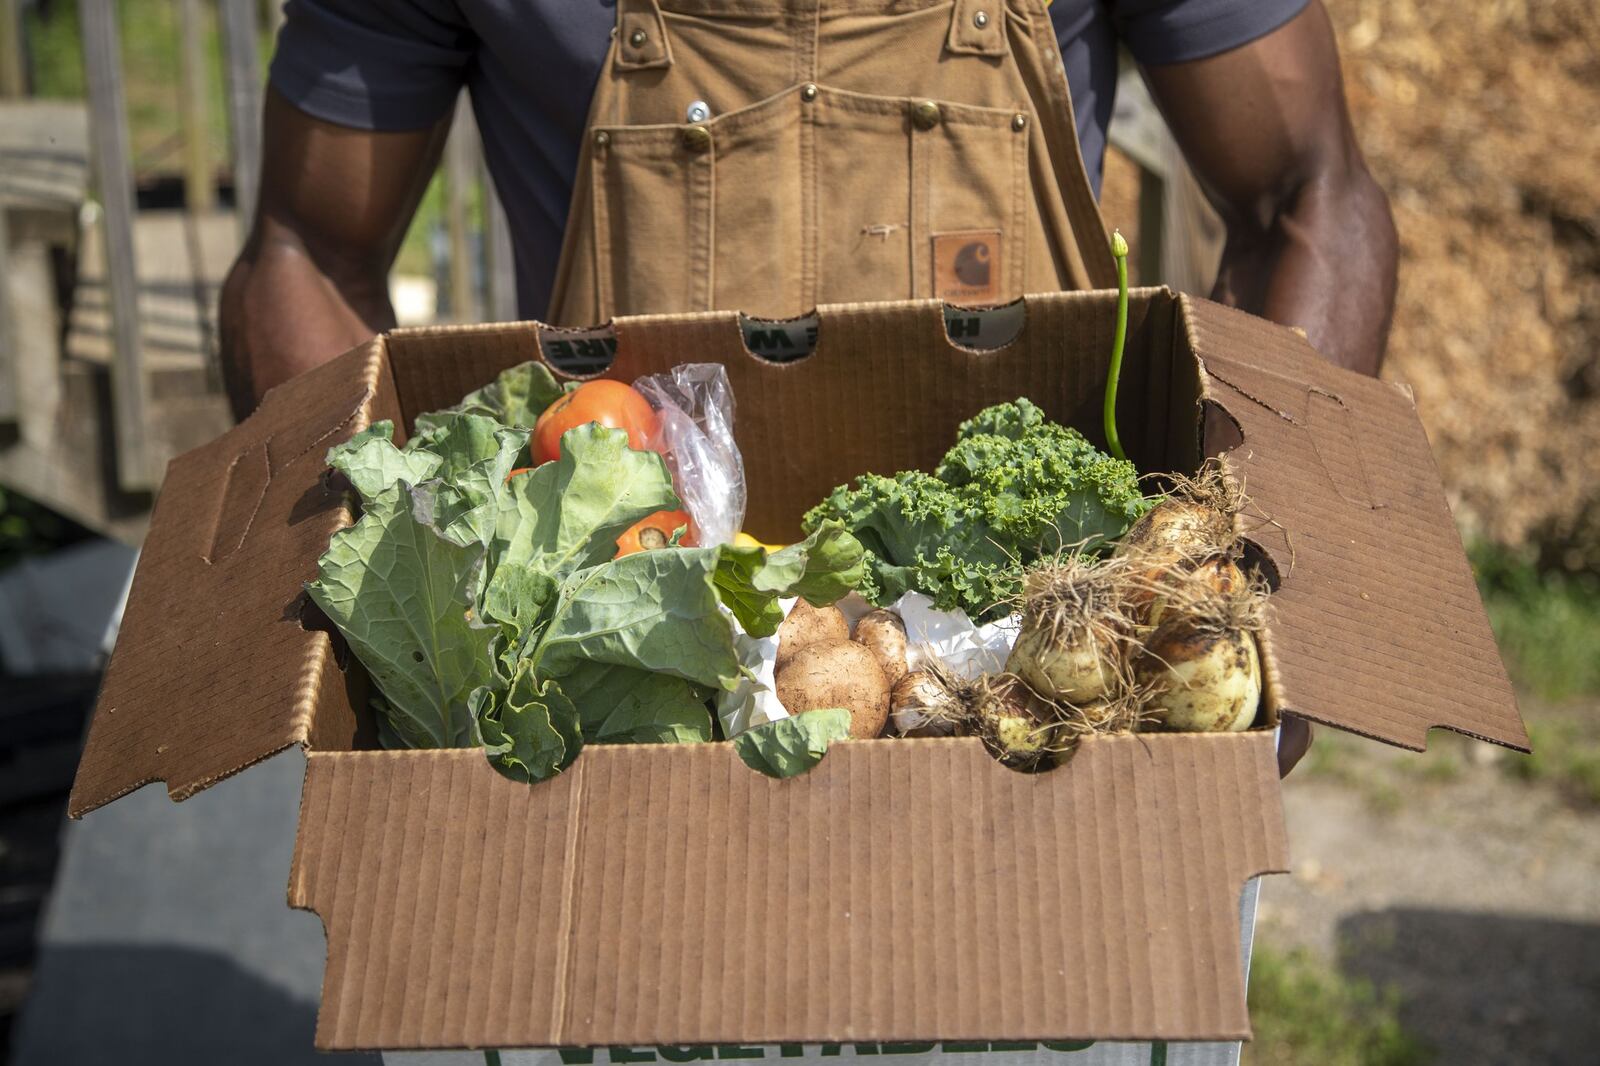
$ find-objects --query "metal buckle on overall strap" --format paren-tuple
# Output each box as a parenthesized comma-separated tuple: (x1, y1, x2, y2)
(947, 0, 1007, 57)
(615, 0, 672, 71)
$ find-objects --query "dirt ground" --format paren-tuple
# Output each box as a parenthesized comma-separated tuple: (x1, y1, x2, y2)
(1258, 712, 1600, 1064)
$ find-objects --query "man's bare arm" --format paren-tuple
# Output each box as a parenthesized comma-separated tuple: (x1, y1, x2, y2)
(219, 89, 450, 420)
(1142, 1, 1397, 376)
(1142, 3, 1395, 773)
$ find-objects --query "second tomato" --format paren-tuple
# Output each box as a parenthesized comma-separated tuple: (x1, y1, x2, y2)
(533, 380, 658, 464)
(616, 511, 696, 556)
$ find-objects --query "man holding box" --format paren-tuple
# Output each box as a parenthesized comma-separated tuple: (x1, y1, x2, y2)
(222, 0, 1391, 773)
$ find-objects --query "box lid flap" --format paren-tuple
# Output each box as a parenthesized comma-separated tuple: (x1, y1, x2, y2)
(68, 342, 390, 817)
(1183, 297, 1528, 752)
(289, 734, 1287, 1051)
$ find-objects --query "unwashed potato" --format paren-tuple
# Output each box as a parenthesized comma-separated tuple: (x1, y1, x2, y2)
(776, 599, 849, 670)
(854, 608, 908, 685)
(890, 669, 959, 737)
(775, 639, 890, 739)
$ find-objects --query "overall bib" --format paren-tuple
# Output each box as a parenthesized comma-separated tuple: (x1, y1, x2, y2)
(546, 0, 1116, 326)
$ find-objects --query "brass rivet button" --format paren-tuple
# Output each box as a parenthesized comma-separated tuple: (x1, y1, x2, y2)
(629, 28, 648, 47)
(1011, 112, 1027, 131)
(681, 124, 712, 153)
(912, 100, 941, 130)
(594, 130, 611, 147)
(800, 82, 818, 102)
(973, 11, 989, 29)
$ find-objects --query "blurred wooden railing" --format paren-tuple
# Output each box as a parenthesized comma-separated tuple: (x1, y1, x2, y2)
(0, 2, 1212, 541)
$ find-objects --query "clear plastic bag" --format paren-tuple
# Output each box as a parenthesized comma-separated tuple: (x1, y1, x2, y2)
(633, 363, 747, 547)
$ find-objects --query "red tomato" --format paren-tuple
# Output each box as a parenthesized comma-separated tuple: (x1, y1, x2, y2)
(532, 380, 658, 465)
(615, 510, 695, 556)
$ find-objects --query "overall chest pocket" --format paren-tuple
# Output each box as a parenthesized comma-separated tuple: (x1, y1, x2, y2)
(587, 84, 1030, 320)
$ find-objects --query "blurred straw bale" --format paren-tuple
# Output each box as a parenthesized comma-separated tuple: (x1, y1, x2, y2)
(1327, 0, 1600, 571)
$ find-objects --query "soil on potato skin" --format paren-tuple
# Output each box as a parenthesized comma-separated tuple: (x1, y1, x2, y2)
(1259, 708, 1600, 1066)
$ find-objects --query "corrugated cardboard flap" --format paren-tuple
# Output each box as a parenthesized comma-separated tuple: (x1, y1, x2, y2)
(289, 734, 1288, 1051)
(68, 341, 393, 817)
(1183, 297, 1528, 752)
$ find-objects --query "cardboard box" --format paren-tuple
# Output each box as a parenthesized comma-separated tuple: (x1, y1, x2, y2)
(68, 290, 1528, 1058)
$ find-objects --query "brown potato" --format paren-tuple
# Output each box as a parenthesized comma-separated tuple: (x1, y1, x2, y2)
(775, 639, 890, 739)
(890, 669, 959, 737)
(854, 608, 908, 685)
(775, 599, 848, 670)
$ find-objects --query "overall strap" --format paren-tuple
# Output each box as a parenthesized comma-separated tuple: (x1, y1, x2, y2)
(614, 0, 672, 71)
(947, 0, 1007, 57)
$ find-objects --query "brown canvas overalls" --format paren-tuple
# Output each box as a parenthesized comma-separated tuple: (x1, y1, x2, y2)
(546, 0, 1116, 326)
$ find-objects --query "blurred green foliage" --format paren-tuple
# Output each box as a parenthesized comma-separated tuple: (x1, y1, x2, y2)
(1506, 718, 1600, 806)
(0, 488, 91, 572)
(27, 0, 239, 172)
(1243, 946, 1431, 1066)
(24, 0, 444, 275)
(1471, 544, 1600, 702)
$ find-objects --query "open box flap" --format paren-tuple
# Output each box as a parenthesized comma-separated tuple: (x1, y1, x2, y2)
(1182, 297, 1529, 752)
(288, 734, 1288, 1051)
(67, 342, 393, 818)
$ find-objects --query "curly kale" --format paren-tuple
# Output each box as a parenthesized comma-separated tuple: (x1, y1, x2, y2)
(802, 399, 1152, 621)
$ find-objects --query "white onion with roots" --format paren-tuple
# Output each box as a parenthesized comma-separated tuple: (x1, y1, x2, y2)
(1134, 562, 1269, 733)
(1006, 554, 1137, 707)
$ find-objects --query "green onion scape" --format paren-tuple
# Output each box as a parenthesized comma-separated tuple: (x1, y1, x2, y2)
(1103, 229, 1130, 462)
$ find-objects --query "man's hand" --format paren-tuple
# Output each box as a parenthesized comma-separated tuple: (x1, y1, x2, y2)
(219, 90, 450, 421)
(1143, 0, 1397, 378)
(1142, 2, 1394, 774)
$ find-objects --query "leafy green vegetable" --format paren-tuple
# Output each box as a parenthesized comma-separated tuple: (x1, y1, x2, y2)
(326, 421, 441, 507)
(479, 561, 559, 671)
(734, 709, 853, 778)
(491, 422, 678, 581)
(556, 662, 714, 745)
(313, 409, 865, 785)
(473, 664, 580, 783)
(803, 398, 1151, 621)
(414, 359, 570, 433)
(533, 548, 743, 690)
(711, 519, 865, 638)
(407, 413, 527, 547)
(307, 486, 495, 749)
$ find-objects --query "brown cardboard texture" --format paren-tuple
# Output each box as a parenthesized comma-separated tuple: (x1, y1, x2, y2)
(1182, 298, 1527, 752)
(69, 289, 1527, 1050)
(69, 339, 397, 815)
(289, 736, 1284, 1050)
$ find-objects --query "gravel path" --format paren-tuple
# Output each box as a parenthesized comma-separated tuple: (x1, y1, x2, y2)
(1254, 726, 1600, 1065)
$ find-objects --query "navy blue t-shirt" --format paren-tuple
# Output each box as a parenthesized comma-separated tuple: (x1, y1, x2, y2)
(270, 0, 1306, 318)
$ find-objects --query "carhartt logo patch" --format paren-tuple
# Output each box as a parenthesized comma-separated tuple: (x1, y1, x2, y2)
(933, 230, 1003, 303)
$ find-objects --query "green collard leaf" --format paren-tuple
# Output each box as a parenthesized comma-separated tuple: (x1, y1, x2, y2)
(479, 560, 560, 671)
(712, 522, 866, 638)
(493, 422, 679, 581)
(765, 520, 867, 607)
(306, 486, 493, 749)
(557, 662, 714, 745)
(407, 413, 527, 547)
(535, 548, 742, 692)
(325, 421, 442, 507)
(710, 544, 786, 638)
(734, 709, 852, 778)
(473, 666, 580, 783)
(415, 360, 569, 432)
